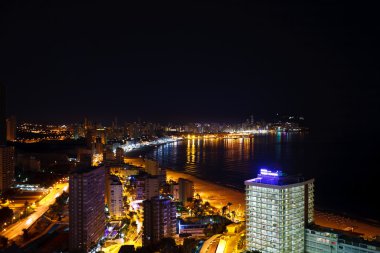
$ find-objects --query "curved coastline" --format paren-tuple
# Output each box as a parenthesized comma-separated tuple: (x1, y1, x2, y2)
(124, 153, 380, 238)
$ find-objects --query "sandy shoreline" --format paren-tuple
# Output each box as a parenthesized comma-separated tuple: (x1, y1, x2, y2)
(167, 170, 246, 215)
(124, 157, 246, 214)
(124, 157, 380, 237)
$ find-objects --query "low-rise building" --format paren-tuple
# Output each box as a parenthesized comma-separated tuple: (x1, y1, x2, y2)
(305, 225, 380, 253)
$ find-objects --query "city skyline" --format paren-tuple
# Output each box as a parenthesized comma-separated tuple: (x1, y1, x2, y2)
(1, 2, 379, 136)
(1, 2, 380, 253)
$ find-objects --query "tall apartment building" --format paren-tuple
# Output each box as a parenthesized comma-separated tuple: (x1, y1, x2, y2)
(0, 146, 15, 193)
(107, 175, 124, 217)
(245, 169, 314, 253)
(69, 166, 105, 253)
(143, 196, 177, 246)
(178, 178, 194, 205)
(136, 176, 159, 200)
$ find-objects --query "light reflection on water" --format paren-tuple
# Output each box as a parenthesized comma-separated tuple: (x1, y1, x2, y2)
(137, 133, 380, 220)
(144, 134, 304, 190)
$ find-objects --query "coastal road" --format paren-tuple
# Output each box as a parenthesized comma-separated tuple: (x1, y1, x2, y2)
(200, 234, 221, 253)
(1, 182, 68, 240)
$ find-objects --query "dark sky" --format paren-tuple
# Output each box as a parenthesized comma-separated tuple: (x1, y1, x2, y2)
(1, 1, 379, 131)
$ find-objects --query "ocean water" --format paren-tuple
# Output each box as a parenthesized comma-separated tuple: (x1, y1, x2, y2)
(132, 133, 380, 221)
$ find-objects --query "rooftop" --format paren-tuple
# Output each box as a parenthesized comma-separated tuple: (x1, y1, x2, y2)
(109, 174, 122, 185)
(72, 165, 103, 174)
(245, 168, 313, 187)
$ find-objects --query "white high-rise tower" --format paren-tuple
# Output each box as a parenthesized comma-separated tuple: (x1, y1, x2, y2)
(245, 169, 314, 252)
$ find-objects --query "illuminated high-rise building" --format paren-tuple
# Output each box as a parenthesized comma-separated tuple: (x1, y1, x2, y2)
(107, 175, 124, 218)
(143, 196, 176, 246)
(136, 175, 159, 200)
(69, 166, 105, 253)
(245, 169, 314, 253)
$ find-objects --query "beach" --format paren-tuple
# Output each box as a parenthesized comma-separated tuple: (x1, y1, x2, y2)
(124, 157, 380, 238)
(167, 169, 246, 216)
(124, 157, 246, 215)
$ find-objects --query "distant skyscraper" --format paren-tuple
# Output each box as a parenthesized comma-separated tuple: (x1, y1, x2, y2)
(69, 166, 105, 253)
(245, 169, 314, 253)
(143, 196, 176, 246)
(0, 84, 6, 145)
(0, 146, 15, 193)
(178, 178, 194, 205)
(107, 175, 124, 217)
(6, 116, 16, 141)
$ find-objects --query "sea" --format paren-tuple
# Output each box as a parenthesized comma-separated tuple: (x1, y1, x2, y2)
(129, 132, 380, 222)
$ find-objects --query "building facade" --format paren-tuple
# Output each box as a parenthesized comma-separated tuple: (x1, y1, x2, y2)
(178, 178, 194, 205)
(305, 225, 380, 253)
(136, 176, 159, 200)
(6, 116, 16, 142)
(69, 166, 105, 253)
(107, 175, 124, 218)
(170, 183, 179, 200)
(143, 196, 177, 246)
(245, 169, 314, 253)
(0, 146, 15, 193)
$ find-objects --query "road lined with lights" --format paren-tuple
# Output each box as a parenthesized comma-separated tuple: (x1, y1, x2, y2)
(1, 181, 68, 240)
(200, 234, 222, 253)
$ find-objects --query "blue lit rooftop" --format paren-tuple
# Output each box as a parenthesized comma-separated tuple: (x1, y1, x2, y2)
(245, 168, 313, 187)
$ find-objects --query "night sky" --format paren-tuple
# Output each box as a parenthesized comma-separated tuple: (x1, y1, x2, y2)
(1, 1, 379, 132)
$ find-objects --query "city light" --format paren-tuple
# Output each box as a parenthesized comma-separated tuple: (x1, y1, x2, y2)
(25, 218, 33, 226)
(259, 168, 283, 177)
